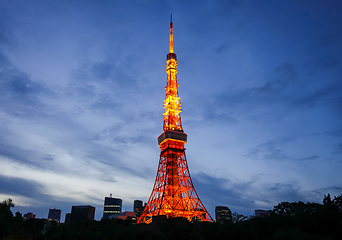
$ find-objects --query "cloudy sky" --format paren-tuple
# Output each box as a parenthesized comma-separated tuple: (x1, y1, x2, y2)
(0, 0, 341, 222)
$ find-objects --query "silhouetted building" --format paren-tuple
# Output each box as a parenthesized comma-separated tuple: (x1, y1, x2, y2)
(23, 212, 36, 220)
(134, 200, 145, 219)
(65, 213, 71, 223)
(109, 211, 136, 221)
(255, 209, 270, 218)
(103, 195, 122, 219)
(108, 211, 137, 223)
(48, 208, 61, 223)
(215, 206, 232, 223)
(70, 205, 95, 222)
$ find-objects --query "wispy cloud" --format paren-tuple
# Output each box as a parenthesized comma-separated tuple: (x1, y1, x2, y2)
(325, 129, 342, 137)
(333, 144, 342, 155)
(297, 155, 319, 161)
(244, 138, 293, 161)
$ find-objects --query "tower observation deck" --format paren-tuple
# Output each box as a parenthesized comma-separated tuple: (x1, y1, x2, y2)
(137, 15, 213, 224)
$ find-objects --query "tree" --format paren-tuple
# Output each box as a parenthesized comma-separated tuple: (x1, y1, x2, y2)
(333, 194, 342, 211)
(0, 199, 14, 238)
(231, 212, 247, 223)
(272, 201, 324, 218)
(323, 193, 333, 207)
(14, 211, 23, 223)
(272, 201, 296, 216)
(2, 198, 14, 209)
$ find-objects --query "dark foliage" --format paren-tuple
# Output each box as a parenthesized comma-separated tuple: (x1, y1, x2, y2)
(1, 194, 341, 240)
(0, 200, 14, 239)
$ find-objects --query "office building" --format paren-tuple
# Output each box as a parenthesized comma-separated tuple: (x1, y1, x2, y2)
(255, 209, 270, 218)
(215, 206, 232, 223)
(65, 213, 71, 223)
(23, 212, 36, 220)
(134, 200, 145, 219)
(48, 208, 61, 223)
(70, 205, 95, 222)
(103, 195, 122, 219)
(109, 211, 136, 222)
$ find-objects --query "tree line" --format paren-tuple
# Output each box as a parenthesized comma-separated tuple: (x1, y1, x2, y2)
(0, 194, 341, 240)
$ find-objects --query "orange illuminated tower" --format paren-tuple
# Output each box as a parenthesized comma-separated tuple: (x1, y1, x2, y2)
(138, 15, 213, 224)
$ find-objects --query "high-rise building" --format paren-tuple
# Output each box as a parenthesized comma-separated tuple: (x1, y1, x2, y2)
(23, 212, 36, 220)
(48, 208, 61, 223)
(109, 211, 136, 221)
(137, 15, 213, 224)
(70, 205, 95, 222)
(133, 200, 145, 219)
(65, 213, 71, 223)
(215, 206, 232, 223)
(255, 209, 270, 218)
(103, 195, 122, 219)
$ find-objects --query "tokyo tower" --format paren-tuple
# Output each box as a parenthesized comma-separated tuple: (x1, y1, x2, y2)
(137, 16, 213, 224)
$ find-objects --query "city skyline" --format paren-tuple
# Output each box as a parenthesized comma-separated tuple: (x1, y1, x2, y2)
(0, 0, 341, 222)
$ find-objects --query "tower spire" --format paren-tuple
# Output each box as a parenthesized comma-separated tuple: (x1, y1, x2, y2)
(169, 14, 174, 53)
(164, 14, 181, 133)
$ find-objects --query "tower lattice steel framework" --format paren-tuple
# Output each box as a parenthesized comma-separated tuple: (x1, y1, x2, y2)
(137, 16, 213, 224)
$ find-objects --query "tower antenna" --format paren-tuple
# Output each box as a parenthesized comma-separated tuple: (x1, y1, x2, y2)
(169, 14, 174, 53)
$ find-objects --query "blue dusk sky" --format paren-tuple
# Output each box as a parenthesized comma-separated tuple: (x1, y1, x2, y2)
(0, 0, 341, 222)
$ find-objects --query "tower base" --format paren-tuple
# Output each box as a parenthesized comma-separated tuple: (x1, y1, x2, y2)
(137, 140, 213, 224)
